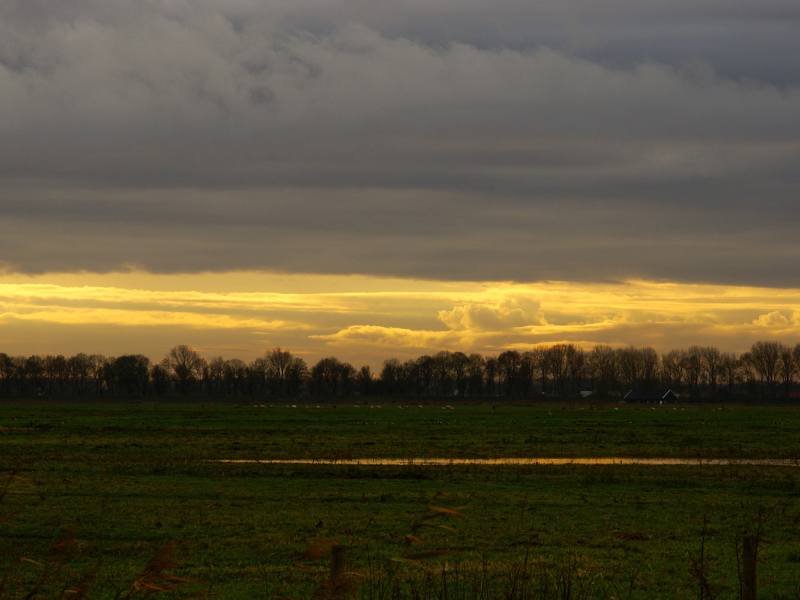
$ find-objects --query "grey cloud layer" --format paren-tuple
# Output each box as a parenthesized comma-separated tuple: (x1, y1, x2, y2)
(1, 1, 799, 284)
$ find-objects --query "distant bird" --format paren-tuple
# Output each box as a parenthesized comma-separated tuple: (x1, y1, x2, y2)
(316, 520, 323, 529)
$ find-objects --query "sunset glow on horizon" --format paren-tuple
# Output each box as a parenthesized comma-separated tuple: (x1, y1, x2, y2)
(2, 271, 800, 367)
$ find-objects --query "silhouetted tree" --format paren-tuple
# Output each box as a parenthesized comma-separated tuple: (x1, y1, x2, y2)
(416, 355, 434, 396)
(720, 352, 739, 398)
(739, 352, 759, 397)
(750, 341, 781, 398)
(432, 351, 452, 396)
(285, 357, 308, 396)
(661, 349, 685, 391)
(162, 345, 205, 395)
(484, 356, 498, 396)
(249, 357, 270, 395)
(150, 364, 170, 395)
(548, 345, 569, 397)
(0, 353, 12, 396)
(224, 359, 247, 396)
(497, 350, 521, 397)
(532, 348, 548, 396)
(380, 358, 402, 396)
(451, 352, 469, 397)
(517, 351, 535, 397)
(311, 358, 343, 396)
(699, 347, 722, 397)
(357, 365, 373, 396)
(778, 344, 795, 398)
(395, 360, 414, 396)
(68, 353, 91, 395)
(266, 347, 293, 397)
(590, 345, 616, 399)
(88, 354, 105, 395)
(207, 357, 225, 395)
(638, 347, 658, 389)
(466, 353, 485, 396)
(566, 345, 587, 396)
(685, 346, 704, 397)
(113, 354, 150, 395)
(26, 355, 44, 395)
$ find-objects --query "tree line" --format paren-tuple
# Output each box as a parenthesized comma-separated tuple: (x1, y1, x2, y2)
(0, 341, 798, 399)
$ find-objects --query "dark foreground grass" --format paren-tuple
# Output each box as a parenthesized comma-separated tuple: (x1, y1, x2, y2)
(2, 401, 800, 599)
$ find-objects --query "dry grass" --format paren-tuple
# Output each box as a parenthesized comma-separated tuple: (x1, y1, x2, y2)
(0, 469, 204, 600)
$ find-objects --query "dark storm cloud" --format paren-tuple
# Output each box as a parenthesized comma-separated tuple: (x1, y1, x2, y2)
(0, 0, 799, 285)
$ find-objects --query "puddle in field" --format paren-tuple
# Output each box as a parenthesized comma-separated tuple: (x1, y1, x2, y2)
(213, 458, 799, 466)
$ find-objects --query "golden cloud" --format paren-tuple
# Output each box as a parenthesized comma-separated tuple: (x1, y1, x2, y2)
(2, 272, 800, 363)
(752, 311, 793, 328)
(437, 296, 547, 331)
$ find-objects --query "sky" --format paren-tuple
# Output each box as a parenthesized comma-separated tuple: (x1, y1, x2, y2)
(1, 1, 799, 366)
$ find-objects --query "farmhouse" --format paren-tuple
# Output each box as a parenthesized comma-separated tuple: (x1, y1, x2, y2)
(623, 389, 679, 404)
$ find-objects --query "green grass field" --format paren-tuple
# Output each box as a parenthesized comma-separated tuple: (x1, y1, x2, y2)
(2, 401, 800, 599)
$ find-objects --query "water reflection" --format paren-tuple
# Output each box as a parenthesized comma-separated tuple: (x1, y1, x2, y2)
(214, 458, 799, 466)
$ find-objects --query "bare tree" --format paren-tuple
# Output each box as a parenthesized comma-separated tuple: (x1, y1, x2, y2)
(466, 353, 485, 397)
(207, 357, 225, 395)
(565, 345, 587, 396)
(416, 355, 434, 396)
(88, 354, 106, 395)
(340, 362, 357, 396)
(532, 347, 549, 396)
(67, 353, 91, 395)
(357, 365, 373, 396)
(312, 357, 346, 396)
(249, 356, 270, 395)
(0, 353, 11, 396)
(497, 350, 521, 397)
(432, 351, 452, 396)
(616, 346, 639, 392)
(285, 358, 308, 395)
(547, 345, 569, 397)
(792, 343, 800, 398)
(11, 356, 27, 395)
(661, 349, 686, 391)
(266, 347, 293, 397)
(224, 359, 247, 396)
(518, 351, 536, 397)
(26, 355, 44, 396)
(150, 363, 170, 395)
(162, 345, 205, 395)
(639, 347, 659, 389)
(700, 347, 722, 398)
(750, 341, 781, 398)
(401, 359, 421, 396)
(380, 358, 402, 396)
(590, 345, 617, 399)
(685, 346, 705, 398)
(484, 356, 498, 397)
(777, 343, 795, 399)
(739, 352, 759, 397)
(113, 355, 151, 395)
(720, 352, 739, 398)
(450, 352, 470, 397)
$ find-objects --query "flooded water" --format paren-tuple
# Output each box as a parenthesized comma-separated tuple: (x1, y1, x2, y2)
(213, 457, 799, 466)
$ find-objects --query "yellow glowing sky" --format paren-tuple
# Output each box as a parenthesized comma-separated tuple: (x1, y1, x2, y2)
(1, 271, 798, 367)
